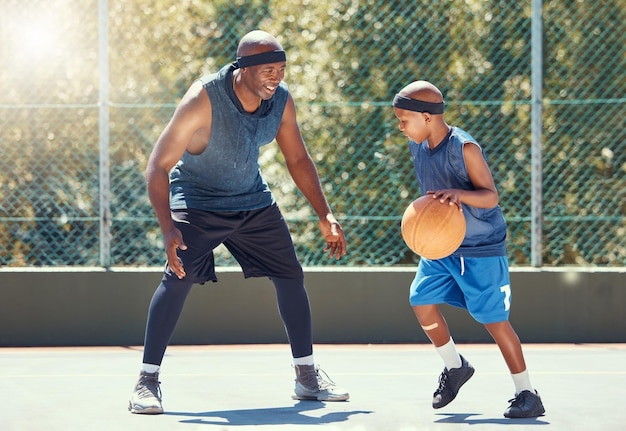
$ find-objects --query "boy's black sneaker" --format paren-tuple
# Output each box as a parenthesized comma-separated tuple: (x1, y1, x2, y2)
(504, 390, 545, 418)
(432, 355, 475, 409)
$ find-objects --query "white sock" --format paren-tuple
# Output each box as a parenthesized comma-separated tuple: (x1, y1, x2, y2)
(511, 370, 534, 394)
(293, 355, 314, 366)
(142, 363, 160, 374)
(435, 338, 462, 370)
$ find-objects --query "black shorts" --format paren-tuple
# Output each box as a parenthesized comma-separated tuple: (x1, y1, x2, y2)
(163, 203, 303, 284)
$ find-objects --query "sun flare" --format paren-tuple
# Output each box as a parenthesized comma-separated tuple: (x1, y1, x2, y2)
(2, 8, 64, 67)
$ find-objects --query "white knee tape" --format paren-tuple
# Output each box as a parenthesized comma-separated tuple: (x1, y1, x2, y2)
(421, 322, 439, 331)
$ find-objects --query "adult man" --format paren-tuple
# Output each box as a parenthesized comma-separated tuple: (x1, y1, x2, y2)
(129, 30, 349, 414)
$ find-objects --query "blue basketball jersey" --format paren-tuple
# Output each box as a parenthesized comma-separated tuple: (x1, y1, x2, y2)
(409, 127, 507, 257)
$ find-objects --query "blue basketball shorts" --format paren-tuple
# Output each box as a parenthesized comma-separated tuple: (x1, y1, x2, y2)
(409, 255, 512, 324)
(163, 203, 303, 284)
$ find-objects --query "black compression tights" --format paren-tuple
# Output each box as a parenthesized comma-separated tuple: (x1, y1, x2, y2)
(271, 276, 313, 359)
(142, 279, 193, 365)
(142, 277, 313, 365)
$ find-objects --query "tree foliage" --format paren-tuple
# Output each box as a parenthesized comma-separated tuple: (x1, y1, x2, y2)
(0, 0, 623, 266)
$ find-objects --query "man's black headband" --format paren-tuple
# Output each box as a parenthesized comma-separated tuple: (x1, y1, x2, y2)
(235, 50, 286, 68)
(392, 94, 445, 115)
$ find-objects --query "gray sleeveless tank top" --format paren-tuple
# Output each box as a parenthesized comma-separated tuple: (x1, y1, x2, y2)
(169, 64, 289, 211)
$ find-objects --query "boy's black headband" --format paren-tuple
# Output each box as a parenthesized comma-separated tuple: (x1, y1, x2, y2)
(235, 50, 286, 68)
(392, 94, 445, 114)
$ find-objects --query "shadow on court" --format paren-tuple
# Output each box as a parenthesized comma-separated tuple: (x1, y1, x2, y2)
(166, 401, 372, 426)
(434, 412, 550, 426)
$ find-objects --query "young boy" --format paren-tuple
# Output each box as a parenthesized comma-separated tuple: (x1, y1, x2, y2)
(391, 80, 545, 418)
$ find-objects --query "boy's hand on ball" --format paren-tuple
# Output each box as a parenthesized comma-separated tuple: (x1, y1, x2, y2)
(427, 190, 463, 211)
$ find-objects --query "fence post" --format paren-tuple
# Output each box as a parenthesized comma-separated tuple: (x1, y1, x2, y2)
(531, 0, 543, 267)
(98, 0, 111, 268)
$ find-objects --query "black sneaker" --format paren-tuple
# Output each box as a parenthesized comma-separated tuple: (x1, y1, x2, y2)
(504, 390, 545, 418)
(432, 355, 475, 409)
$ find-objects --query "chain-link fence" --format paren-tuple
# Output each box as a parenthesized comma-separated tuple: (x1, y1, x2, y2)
(0, 0, 624, 268)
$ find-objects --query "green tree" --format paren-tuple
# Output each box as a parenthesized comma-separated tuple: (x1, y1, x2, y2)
(0, 0, 623, 267)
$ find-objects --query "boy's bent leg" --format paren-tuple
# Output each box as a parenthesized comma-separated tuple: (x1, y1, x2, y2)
(484, 320, 526, 374)
(484, 320, 545, 418)
(412, 304, 473, 408)
(412, 304, 451, 347)
(129, 279, 193, 414)
(272, 277, 349, 401)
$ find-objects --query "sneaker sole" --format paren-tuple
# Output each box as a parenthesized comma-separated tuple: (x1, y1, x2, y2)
(128, 401, 164, 415)
(504, 407, 545, 418)
(292, 393, 350, 402)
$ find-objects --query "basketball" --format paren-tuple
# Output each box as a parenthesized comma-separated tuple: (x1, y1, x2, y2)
(401, 195, 466, 260)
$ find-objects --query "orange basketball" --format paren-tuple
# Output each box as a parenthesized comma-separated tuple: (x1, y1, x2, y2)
(401, 195, 466, 260)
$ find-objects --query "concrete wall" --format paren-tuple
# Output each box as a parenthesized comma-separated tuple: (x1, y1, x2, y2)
(0, 267, 624, 346)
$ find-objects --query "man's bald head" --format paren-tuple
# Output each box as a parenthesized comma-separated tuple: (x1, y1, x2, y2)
(237, 30, 283, 57)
